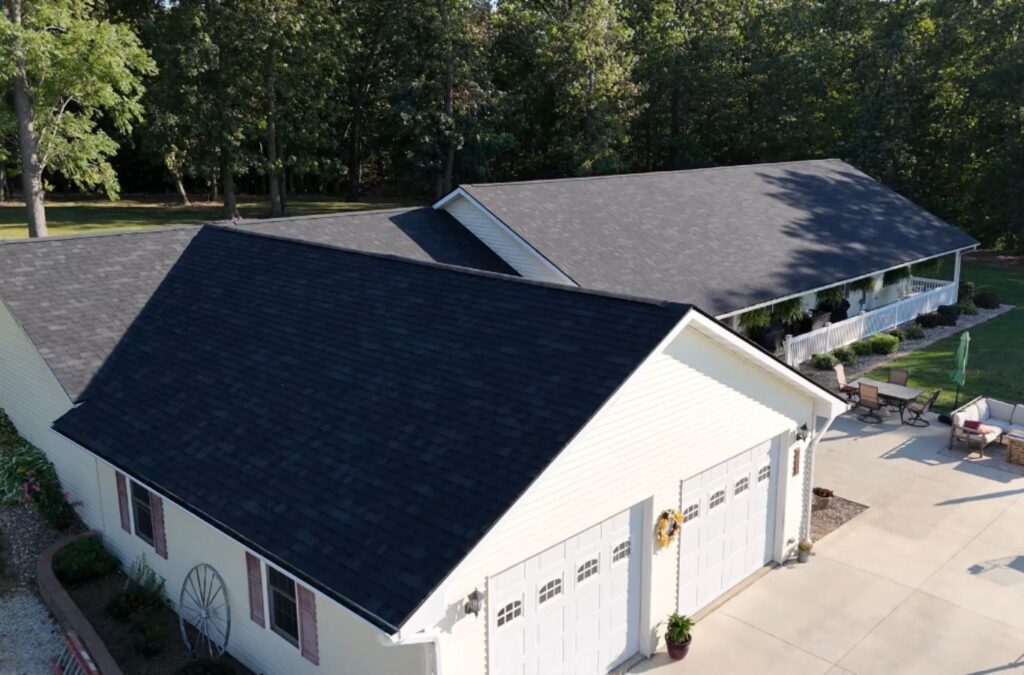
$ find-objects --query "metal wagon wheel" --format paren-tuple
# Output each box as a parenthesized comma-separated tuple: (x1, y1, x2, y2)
(179, 563, 231, 659)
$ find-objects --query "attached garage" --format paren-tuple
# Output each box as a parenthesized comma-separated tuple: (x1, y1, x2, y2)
(489, 505, 643, 675)
(678, 438, 780, 615)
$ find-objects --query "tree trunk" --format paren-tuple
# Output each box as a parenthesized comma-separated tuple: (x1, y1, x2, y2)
(0, 168, 6, 202)
(347, 95, 363, 199)
(436, 0, 456, 199)
(221, 156, 239, 219)
(6, 0, 48, 237)
(266, 43, 283, 217)
(173, 174, 190, 205)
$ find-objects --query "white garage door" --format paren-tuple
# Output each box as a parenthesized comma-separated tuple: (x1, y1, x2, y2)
(678, 438, 779, 615)
(489, 505, 643, 675)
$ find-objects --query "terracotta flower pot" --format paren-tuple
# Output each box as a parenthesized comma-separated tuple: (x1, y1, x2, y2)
(667, 637, 692, 661)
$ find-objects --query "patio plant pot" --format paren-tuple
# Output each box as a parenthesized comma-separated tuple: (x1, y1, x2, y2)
(812, 487, 834, 511)
(797, 548, 811, 563)
(666, 637, 692, 661)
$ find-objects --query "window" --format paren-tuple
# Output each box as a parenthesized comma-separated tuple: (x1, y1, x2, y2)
(538, 578, 562, 604)
(131, 482, 154, 545)
(793, 448, 801, 476)
(709, 489, 726, 509)
(757, 465, 771, 483)
(267, 566, 300, 645)
(612, 541, 630, 564)
(734, 477, 750, 495)
(496, 600, 522, 627)
(577, 558, 599, 583)
(683, 503, 700, 521)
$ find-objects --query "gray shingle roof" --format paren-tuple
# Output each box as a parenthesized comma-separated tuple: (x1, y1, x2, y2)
(54, 226, 690, 631)
(0, 207, 514, 402)
(459, 159, 979, 315)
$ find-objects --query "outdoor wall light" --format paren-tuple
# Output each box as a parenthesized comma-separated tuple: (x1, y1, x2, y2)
(464, 589, 484, 617)
(796, 424, 810, 441)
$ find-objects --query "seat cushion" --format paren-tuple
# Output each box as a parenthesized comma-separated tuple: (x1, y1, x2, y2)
(975, 398, 991, 419)
(983, 418, 1011, 432)
(988, 398, 1015, 422)
(1011, 405, 1024, 426)
(953, 408, 977, 427)
(980, 427, 1002, 443)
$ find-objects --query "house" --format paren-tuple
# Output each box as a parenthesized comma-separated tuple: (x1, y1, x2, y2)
(2, 224, 845, 674)
(433, 159, 979, 364)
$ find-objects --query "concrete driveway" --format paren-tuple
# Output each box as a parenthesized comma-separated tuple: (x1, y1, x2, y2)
(632, 413, 1024, 675)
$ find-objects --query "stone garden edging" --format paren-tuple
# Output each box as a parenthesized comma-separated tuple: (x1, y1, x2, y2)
(36, 531, 124, 675)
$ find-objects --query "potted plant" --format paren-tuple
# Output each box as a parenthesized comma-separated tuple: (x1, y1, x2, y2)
(797, 539, 813, 563)
(812, 487, 834, 511)
(664, 613, 694, 661)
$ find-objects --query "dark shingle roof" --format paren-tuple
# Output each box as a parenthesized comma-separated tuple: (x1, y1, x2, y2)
(54, 226, 689, 631)
(0, 207, 514, 402)
(228, 206, 516, 275)
(458, 159, 978, 315)
(0, 228, 199, 400)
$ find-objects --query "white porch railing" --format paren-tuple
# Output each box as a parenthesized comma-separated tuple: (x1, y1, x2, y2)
(784, 278, 957, 366)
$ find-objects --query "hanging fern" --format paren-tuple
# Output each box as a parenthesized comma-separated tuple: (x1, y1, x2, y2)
(849, 276, 877, 295)
(815, 285, 846, 310)
(738, 307, 772, 331)
(882, 266, 911, 287)
(911, 258, 941, 278)
(772, 297, 808, 325)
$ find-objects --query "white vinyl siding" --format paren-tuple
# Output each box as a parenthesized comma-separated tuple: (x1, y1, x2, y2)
(441, 196, 572, 284)
(426, 322, 816, 675)
(0, 302, 103, 529)
(93, 459, 426, 675)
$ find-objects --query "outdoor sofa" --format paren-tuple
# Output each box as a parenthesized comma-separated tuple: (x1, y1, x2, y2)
(949, 396, 1024, 451)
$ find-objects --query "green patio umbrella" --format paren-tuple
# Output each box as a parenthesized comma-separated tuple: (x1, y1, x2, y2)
(949, 331, 971, 408)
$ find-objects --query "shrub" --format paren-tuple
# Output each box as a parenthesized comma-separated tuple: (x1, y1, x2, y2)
(937, 304, 961, 319)
(132, 608, 168, 657)
(832, 346, 857, 367)
(53, 536, 118, 585)
(851, 340, 874, 356)
(811, 353, 838, 371)
(958, 299, 979, 316)
(917, 313, 942, 328)
(0, 417, 78, 530)
(958, 280, 975, 301)
(905, 324, 926, 340)
(889, 329, 904, 342)
(177, 661, 237, 675)
(974, 289, 1000, 309)
(868, 333, 900, 355)
(106, 556, 166, 622)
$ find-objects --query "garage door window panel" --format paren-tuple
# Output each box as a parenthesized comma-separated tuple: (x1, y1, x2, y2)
(577, 558, 600, 584)
(496, 599, 522, 627)
(709, 489, 726, 509)
(538, 579, 562, 604)
(612, 541, 630, 564)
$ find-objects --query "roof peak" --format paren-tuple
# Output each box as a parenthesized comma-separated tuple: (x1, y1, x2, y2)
(203, 224, 691, 312)
(219, 204, 427, 227)
(461, 158, 847, 190)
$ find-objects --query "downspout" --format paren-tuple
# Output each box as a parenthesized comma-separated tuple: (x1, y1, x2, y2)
(381, 629, 443, 675)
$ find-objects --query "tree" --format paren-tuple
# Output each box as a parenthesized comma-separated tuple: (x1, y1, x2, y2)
(0, 0, 154, 236)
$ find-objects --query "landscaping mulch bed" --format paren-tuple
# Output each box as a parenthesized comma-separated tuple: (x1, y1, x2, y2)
(65, 571, 252, 675)
(811, 496, 868, 541)
(799, 303, 1013, 392)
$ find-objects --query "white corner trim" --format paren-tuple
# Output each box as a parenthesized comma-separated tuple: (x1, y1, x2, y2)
(433, 188, 577, 286)
(715, 244, 981, 320)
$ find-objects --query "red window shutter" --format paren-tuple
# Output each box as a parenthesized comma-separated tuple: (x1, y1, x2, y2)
(115, 472, 131, 533)
(149, 492, 168, 559)
(297, 583, 319, 665)
(245, 552, 265, 627)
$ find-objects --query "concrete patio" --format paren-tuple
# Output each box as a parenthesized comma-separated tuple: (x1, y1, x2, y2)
(631, 413, 1024, 675)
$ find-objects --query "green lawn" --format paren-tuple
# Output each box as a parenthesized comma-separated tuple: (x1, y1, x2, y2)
(867, 259, 1024, 412)
(0, 196, 412, 239)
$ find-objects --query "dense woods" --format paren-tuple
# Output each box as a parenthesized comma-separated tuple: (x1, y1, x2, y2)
(2, 0, 1022, 250)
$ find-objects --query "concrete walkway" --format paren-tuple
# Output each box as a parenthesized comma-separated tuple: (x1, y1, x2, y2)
(632, 413, 1024, 675)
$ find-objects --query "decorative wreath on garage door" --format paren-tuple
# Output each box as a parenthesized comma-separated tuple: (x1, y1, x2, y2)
(656, 509, 684, 548)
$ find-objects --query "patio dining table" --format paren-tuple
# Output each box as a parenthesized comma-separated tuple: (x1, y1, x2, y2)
(850, 377, 923, 421)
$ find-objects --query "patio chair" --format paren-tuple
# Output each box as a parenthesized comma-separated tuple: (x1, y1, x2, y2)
(834, 364, 859, 402)
(902, 389, 941, 427)
(857, 384, 884, 424)
(888, 368, 910, 386)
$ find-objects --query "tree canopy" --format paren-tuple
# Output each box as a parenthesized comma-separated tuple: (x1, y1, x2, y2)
(2, 0, 1022, 250)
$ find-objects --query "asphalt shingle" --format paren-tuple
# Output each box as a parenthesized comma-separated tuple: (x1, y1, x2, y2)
(54, 226, 689, 631)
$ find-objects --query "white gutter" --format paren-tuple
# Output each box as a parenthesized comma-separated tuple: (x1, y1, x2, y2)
(381, 630, 443, 675)
(716, 244, 980, 320)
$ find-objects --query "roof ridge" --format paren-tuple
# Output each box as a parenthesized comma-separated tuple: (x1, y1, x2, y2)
(462, 158, 846, 190)
(202, 224, 691, 313)
(219, 204, 426, 226)
(0, 225, 198, 246)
